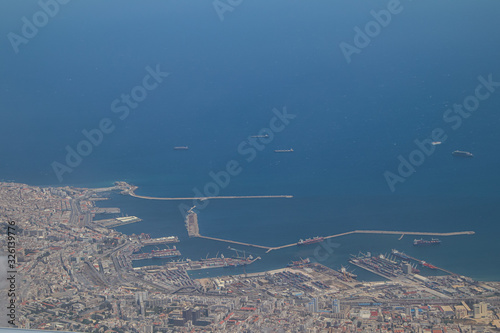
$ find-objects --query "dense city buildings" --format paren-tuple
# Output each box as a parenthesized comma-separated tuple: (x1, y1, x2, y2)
(1, 182, 499, 332)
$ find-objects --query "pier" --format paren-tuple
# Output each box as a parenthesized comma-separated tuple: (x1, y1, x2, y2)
(113, 181, 293, 201)
(399, 252, 457, 276)
(186, 210, 474, 254)
(95, 216, 142, 228)
(130, 193, 293, 201)
(265, 230, 474, 253)
(185, 211, 200, 237)
(197, 235, 272, 250)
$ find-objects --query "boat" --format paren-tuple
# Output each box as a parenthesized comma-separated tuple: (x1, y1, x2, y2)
(413, 238, 441, 246)
(287, 258, 311, 267)
(421, 261, 438, 270)
(250, 134, 269, 138)
(297, 236, 324, 246)
(274, 149, 294, 153)
(151, 248, 181, 259)
(339, 266, 357, 280)
(431, 141, 442, 145)
(452, 150, 473, 158)
(173, 146, 189, 150)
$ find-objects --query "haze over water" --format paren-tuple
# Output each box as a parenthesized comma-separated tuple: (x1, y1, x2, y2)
(1, 0, 500, 280)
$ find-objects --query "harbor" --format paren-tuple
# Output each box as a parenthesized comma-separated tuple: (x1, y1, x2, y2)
(349, 249, 458, 280)
(130, 247, 181, 260)
(183, 209, 475, 253)
(141, 235, 179, 246)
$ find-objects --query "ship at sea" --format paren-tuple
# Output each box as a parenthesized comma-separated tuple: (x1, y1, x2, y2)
(274, 148, 294, 153)
(173, 146, 189, 150)
(297, 236, 324, 246)
(413, 238, 441, 246)
(250, 134, 269, 138)
(452, 150, 473, 157)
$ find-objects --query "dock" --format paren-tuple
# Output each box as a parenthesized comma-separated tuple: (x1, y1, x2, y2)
(95, 216, 142, 228)
(142, 236, 179, 246)
(398, 252, 457, 276)
(185, 212, 200, 237)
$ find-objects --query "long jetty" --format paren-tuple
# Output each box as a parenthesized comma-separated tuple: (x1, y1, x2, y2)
(112, 181, 294, 201)
(197, 235, 272, 250)
(130, 193, 293, 201)
(185, 209, 474, 253)
(265, 230, 475, 252)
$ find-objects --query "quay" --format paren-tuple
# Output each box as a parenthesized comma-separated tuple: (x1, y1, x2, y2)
(399, 252, 457, 276)
(142, 236, 179, 246)
(185, 211, 200, 237)
(95, 216, 142, 228)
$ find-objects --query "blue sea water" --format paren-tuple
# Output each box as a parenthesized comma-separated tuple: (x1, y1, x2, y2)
(1, 0, 500, 280)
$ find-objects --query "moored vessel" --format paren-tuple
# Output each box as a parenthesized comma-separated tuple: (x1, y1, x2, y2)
(297, 236, 324, 246)
(413, 238, 441, 246)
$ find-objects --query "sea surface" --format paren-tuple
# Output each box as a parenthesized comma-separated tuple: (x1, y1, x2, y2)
(1, 0, 500, 281)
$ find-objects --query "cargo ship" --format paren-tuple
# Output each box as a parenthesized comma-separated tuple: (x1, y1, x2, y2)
(413, 238, 441, 246)
(152, 247, 181, 259)
(421, 261, 437, 270)
(250, 134, 269, 138)
(287, 258, 311, 267)
(297, 236, 324, 246)
(452, 150, 473, 158)
(131, 247, 181, 260)
(173, 146, 189, 150)
(274, 149, 294, 153)
(339, 266, 357, 280)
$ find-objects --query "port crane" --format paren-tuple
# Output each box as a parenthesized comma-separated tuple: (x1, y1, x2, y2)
(228, 246, 247, 259)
